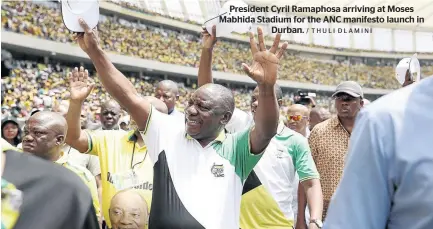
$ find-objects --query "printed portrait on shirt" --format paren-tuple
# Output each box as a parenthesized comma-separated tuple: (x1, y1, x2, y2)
(109, 189, 149, 229)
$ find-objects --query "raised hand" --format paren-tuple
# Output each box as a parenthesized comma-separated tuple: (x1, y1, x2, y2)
(201, 25, 217, 49)
(69, 66, 95, 102)
(73, 19, 101, 54)
(242, 27, 288, 86)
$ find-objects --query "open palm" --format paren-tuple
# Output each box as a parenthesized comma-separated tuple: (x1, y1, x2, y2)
(201, 25, 217, 49)
(242, 27, 287, 86)
(69, 67, 94, 102)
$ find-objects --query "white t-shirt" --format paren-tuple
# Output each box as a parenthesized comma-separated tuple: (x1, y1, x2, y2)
(225, 108, 253, 133)
(140, 106, 263, 229)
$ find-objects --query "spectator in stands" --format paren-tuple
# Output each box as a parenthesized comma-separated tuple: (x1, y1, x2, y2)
(4, 1, 432, 91)
(307, 81, 364, 220)
(1, 117, 22, 147)
(21, 111, 101, 223)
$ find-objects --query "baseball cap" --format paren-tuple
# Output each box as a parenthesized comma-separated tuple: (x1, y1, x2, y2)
(61, 0, 99, 32)
(332, 81, 363, 98)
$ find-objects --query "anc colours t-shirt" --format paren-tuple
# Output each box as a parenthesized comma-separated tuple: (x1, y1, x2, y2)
(240, 122, 319, 228)
(140, 106, 263, 229)
(85, 129, 152, 228)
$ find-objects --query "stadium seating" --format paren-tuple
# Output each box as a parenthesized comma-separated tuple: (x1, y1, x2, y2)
(2, 1, 432, 91)
(2, 57, 335, 119)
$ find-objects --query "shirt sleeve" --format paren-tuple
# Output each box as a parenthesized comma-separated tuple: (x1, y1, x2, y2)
(292, 136, 320, 182)
(139, 106, 178, 164)
(84, 130, 107, 156)
(231, 127, 264, 182)
(323, 110, 392, 229)
(87, 155, 101, 176)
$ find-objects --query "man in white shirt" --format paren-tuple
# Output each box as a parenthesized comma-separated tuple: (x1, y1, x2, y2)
(75, 20, 286, 229)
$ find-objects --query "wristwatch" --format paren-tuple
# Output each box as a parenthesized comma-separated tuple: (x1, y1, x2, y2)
(310, 219, 323, 228)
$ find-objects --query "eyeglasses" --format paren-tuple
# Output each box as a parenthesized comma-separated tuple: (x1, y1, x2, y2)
(334, 94, 357, 102)
(287, 115, 308, 122)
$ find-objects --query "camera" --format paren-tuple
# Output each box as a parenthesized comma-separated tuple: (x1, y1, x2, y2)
(295, 90, 316, 107)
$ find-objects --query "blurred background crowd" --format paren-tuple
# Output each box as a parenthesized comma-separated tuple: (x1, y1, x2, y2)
(2, 1, 433, 89)
(1, 0, 433, 139)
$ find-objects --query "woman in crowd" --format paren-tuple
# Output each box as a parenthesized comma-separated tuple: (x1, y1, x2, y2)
(1, 118, 22, 147)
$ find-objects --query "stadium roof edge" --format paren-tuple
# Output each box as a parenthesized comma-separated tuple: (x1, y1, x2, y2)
(1, 31, 392, 95)
(99, 2, 433, 60)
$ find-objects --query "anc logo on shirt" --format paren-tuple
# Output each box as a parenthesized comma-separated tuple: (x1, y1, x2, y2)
(211, 163, 224, 177)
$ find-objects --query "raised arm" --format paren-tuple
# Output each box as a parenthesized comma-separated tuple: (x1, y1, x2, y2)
(65, 67, 94, 153)
(243, 28, 288, 154)
(197, 25, 217, 86)
(75, 19, 150, 130)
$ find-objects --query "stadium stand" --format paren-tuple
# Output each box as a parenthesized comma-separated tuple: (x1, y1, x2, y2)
(2, 1, 432, 91)
(0, 54, 337, 120)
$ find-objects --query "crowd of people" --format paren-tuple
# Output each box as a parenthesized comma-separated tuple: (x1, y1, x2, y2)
(2, 1, 432, 90)
(1, 54, 335, 124)
(3, 2, 433, 229)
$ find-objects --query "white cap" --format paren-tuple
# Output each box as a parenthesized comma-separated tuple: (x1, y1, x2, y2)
(204, 0, 252, 37)
(395, 54, 421, 85)
(61, 0, 99, 32)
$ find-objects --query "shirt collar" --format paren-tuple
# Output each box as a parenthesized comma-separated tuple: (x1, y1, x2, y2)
(331, 116, 351, 135)
(55, 150, 68, 164)
(330, 116, 341, 128)
(277, 121, 285, 134)
(185, 130, 226, 143)
(126, 130, 138, 142)
(99, 125, 120, 131)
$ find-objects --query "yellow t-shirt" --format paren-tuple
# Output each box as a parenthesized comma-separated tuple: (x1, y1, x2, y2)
(85, 130, 152, 228)
(56, 154, 101, 221)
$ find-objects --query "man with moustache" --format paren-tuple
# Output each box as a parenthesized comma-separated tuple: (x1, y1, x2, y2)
(196, 25, 323, 229)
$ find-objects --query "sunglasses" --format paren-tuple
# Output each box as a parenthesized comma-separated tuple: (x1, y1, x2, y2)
(287, 115, 308, 122)
(334, 94, 358, 102)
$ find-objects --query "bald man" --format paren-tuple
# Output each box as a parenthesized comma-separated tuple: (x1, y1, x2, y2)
(309, 107, 331, 131)
(154, 80, 184, 121)
(21, 111, 101, 222)
(286, 104, 310, 137)
(109, 189, 149, 229)
(100, 100, 122, 130)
